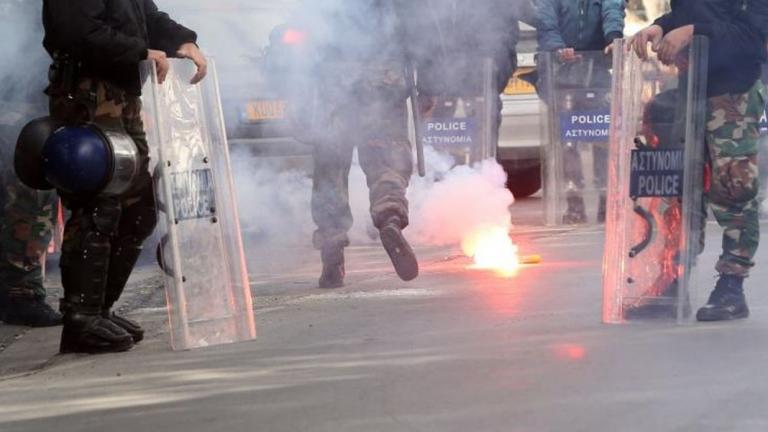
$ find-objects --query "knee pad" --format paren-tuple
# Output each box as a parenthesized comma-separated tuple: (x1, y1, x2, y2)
(60, 199, 120, 261)
(120, 204, 157, 244)
(91, 199, 122, 236)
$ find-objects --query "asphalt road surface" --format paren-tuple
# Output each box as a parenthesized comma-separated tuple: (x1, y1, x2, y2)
(2, 198, 768, 432)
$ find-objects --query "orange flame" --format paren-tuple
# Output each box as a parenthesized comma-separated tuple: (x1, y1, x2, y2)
(461, 226, 520, 277)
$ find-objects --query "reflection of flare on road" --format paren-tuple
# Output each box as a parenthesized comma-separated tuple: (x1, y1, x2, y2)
(462, 226, 521, 277)
(553, 343, 587, 361)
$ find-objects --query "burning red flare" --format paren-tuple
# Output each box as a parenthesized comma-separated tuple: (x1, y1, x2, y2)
(462, 226, 520, 277)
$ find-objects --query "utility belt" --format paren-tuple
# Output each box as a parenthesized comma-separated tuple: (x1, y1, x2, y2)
(47, 51, 97, 123)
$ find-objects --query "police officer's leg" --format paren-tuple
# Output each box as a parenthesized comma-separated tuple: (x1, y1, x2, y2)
(0, 174, 60, 327)
(101, 176, 155, 342)
(561, 91, 587, 224)
(562, 142, 587, 223)
(697, 81, 764, 321)
(493, 55, 515, 155)
(100, 97, 155, 341)
(311, 118, 355, 288)
(53, 80, 134, 352)
(358, 94, 418, 281)
(59, 196, 133, 353)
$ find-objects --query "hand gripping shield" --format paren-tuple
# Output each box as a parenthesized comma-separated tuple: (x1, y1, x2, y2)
(602, 38, 709, 323)
(539, 50, 613, 226)
(413, 57, 498, 166)
(141, 59, 256, 349)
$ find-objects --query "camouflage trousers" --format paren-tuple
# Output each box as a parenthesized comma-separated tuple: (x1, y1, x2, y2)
(0, 164, 56, 300)
(704, 80, 766, 277)
(311, 64, 413, 249)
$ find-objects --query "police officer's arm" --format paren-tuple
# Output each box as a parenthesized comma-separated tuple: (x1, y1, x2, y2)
(143, 0, 206, 84)
(691, 6, 767, 72)
(653, 1, 767, 67)
(45, 0, 147, 65)
(535, 0, 567, 51)
(143, 0, 197, 56)
(601, 0, 625, 47)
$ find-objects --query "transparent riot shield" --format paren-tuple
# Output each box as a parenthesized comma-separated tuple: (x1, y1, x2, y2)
(602, 37, 709, 323)
(758, 65, 768, 217)
(540, 51, 613, 226)
(141, 59, 256, 349)
(415, 58, 497, 165)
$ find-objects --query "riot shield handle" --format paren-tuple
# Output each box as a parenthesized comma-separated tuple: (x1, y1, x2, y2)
(406, 62, 426, 177)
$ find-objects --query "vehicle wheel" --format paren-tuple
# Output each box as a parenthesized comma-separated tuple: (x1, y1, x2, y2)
(504, 164, 541, 198)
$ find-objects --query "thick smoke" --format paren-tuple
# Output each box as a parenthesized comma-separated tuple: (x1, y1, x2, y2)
(155, 0, 521, 267)
(0, 0, 49, 161)
(0, 0, 519, 255)
(408, 153, 514, 247)
(231, 145, 514, 249)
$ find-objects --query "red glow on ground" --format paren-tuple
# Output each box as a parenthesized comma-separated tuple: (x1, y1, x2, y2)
(281, 29, 307, 45)
(553, 343, 587, 361)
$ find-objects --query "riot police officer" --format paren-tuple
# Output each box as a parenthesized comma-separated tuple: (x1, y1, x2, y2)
(631, 0, 767, 321)
(40, 0, 206, 353)
(290, 0, 419, 288)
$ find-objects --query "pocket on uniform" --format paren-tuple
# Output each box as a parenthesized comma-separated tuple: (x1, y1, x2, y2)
(706, 87, 761, 158)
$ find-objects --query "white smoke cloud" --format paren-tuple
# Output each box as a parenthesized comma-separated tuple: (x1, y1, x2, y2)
(0, 0, 49, 160)
(230, 151, 315, 246)
(232, 145, 514, 252)
(408, 156, 514, 247)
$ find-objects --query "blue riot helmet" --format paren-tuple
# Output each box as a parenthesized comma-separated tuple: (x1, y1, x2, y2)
(14, 117, 61, 190)
(41, 124, 140, 196)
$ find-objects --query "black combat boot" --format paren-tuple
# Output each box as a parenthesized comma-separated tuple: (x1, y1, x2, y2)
(102, 241, 145, 343)
(319, 245, 345, 289)
(379, 217, 419, 281)
(0, 294, 62, 327)
(61, 312, 135, 354)
(696, 275, 749, 322)
(101, 311, 143, 343)
(563, 195, 587, 224)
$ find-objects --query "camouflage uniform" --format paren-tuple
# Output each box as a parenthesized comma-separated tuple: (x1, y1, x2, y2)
(0, 106, 56, 308)
(704, 80, 767, 277)
(0, 0, 62, 325)
(311, 64, 412, 249)
(0, 174, 56, 300)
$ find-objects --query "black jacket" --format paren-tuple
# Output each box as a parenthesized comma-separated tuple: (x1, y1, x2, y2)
(42, 0, 197, 95)
(654, 0, 768, 96)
